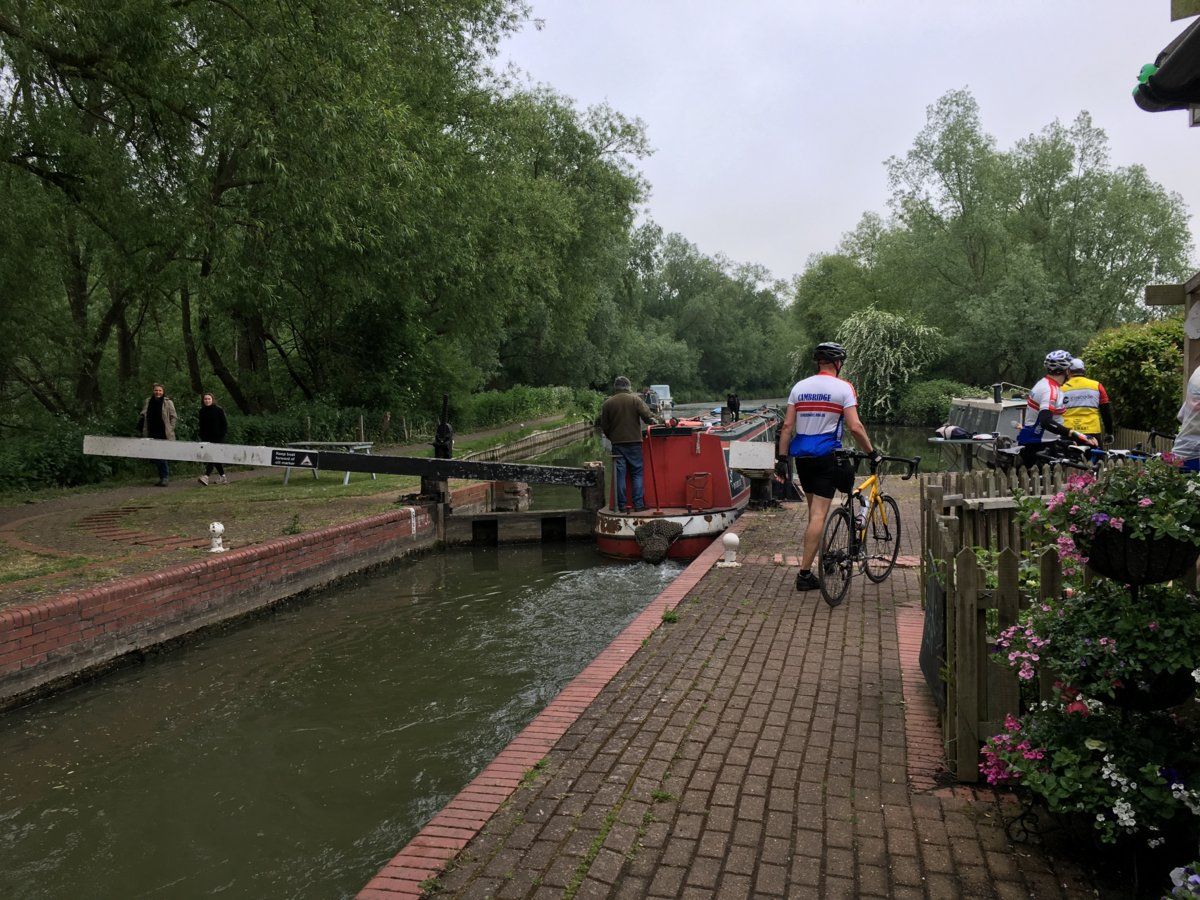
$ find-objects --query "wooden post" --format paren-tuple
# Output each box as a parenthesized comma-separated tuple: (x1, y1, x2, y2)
(991, 548, 1021, 729)
(581, 461, 606, 512)
(359, 414, 366, 442)
(1038, 547, 1062, 702)
(955, 547, 981, 782)
(306, 415, 312, 441)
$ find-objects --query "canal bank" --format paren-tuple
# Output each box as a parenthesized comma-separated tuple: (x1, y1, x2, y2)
(0, 421, 597, 709)
(380, 488, 1113, 899)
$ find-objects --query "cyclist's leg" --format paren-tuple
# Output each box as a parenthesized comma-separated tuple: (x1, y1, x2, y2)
(794, 455, 838, 571)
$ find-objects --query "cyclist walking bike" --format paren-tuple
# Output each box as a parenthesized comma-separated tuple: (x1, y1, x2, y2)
(818, 450, 920, 607)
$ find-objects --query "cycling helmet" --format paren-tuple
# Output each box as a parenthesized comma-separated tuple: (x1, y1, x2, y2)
(814, 342, 848, 363)
(1069, 357, 1085, 373)
(1044, 350, 1073, 373)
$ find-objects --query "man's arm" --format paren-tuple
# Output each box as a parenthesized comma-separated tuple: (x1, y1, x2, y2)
(1036, 409, 1097, 446)
(777, 404, 796, 456)
(636, 397, 660, 425)
(843, 406, 877, 458)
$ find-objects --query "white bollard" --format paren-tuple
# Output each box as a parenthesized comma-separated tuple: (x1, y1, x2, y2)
(715, 532, 741, 568)
(208, 521, 227, 553)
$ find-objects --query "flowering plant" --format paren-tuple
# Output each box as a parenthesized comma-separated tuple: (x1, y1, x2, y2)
(1170, 861, 1200, 898)
(981, 701, 1200, 844)
(1021, 462, 1200, 548)
(994, 581, 1200, 700)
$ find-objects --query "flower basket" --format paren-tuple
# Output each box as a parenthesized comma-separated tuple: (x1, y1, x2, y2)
(1109, 667, 1198, 712)
(1084, 529, 1199, 586)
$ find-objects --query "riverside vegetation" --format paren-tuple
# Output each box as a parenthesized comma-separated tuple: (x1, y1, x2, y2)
(1, 7, 1191, 486)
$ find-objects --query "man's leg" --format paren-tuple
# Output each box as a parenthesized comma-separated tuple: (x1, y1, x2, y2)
(801, 494, 833, 572)
(613, 446, 629, 510)
(627, 444, 646, 509)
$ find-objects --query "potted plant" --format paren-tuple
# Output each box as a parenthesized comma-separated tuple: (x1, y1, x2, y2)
(980, 702, 1200, 846)
(996, 580, 1200, 710)
(1025, 463, 1200, 585)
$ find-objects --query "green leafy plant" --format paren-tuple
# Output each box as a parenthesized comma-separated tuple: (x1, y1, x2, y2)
(1084, 318, 1186, 433)
(994, 580, 1200, 698)
(981, 703, 1200, 844)
(282, 514, 302, 535)
(661, 610, 679, 623)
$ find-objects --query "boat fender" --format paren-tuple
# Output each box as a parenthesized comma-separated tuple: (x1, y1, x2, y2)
(635, 519, 685, 564)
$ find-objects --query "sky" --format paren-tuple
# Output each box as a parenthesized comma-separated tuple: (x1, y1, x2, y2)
(497, 1, 1200, 282)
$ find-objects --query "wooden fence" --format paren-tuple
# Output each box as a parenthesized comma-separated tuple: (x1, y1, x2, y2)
(920, 469, 1068, 782)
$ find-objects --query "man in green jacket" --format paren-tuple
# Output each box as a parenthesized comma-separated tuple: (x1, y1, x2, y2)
(600, 376, 660, 512)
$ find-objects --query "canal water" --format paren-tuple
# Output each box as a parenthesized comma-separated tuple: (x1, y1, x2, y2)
(0, 541, 680, 898)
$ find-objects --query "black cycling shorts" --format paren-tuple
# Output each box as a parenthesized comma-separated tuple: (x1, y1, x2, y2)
(793, 455, 850, 499)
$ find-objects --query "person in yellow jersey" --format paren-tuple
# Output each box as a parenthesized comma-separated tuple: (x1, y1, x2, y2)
(1062, 358, 1114, 444)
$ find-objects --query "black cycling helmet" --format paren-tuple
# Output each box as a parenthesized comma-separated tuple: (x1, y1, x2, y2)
(814, 342, 848, 363)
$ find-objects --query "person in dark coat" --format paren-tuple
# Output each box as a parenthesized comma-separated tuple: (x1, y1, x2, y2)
(139, 383, 177, 486)
(197, 392, 229, 485)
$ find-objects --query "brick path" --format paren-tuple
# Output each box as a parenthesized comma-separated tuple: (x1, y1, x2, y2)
(364, 490, 1109, 899)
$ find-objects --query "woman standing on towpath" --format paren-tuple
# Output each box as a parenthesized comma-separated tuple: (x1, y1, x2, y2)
(197, 392, 229, 485)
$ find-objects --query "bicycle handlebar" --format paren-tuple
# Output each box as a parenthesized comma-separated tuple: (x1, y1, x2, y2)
(836, 450, 922, 480)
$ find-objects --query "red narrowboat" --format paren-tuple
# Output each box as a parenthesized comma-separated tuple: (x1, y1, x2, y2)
(595, 409, 779, 562)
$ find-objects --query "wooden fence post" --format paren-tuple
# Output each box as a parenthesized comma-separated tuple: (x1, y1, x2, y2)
(1037, 547, 1063, 702)
(990, 548, 1021, 730)
(954, 547, 981, 782)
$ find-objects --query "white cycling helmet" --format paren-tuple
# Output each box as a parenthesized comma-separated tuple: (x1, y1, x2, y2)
(1069, 357, 1085, 373)
(1044, 350, 1073, 373)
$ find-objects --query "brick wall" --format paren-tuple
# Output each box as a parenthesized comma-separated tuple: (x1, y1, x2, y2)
(0, 501, 445, 708)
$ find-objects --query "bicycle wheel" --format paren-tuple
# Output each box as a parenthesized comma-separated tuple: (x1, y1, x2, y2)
(818, 506, 855, 607)
(863, 494, 901, 583)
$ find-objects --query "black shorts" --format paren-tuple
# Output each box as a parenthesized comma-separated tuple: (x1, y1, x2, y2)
(793, 454, 851, 499)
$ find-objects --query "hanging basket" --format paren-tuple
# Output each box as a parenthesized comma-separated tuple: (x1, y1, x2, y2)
(1084, 529, 1199, 586)
(1108, 667, 1198, 712)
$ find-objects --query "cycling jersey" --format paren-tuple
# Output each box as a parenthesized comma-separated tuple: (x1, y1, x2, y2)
(1061, 376, 1109, 434)
(786, 374, 857, 457)
(1174, 366, 1200, 461)
(1018, 377, 1066, 445)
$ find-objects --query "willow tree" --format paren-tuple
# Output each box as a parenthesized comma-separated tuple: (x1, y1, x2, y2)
(833, 307, 944, 421)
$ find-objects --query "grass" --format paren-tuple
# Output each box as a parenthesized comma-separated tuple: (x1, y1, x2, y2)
(0, 548, 91, 584)
(661, 609, 678, 623)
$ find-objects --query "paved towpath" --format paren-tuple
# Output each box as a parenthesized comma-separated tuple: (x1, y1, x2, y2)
(364, 488, 1111, 899)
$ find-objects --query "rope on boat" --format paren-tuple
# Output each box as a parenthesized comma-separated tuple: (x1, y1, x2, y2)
(634, 519, 684, 563)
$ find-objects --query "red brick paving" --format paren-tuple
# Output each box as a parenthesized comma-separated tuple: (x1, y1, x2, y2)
(361, 492, 1107, 899)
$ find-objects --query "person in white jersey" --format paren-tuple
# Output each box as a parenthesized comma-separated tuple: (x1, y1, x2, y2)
(776, 342, 881, 595)
(1017, 350, 1098, 468)
(1173, 364, 1200, 473)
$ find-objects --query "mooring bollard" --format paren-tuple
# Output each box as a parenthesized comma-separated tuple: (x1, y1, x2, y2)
(715, 532, 740, 568)
(208, 521, 227, 553)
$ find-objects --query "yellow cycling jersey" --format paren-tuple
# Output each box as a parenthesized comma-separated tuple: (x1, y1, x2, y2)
(1061, 376, 1108, 434)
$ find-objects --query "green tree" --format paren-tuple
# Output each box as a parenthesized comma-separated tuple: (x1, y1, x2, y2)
(1083, 318, 1186, 432)
(834, 307, 944, 421)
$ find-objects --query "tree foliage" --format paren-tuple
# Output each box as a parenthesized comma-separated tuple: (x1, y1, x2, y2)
(791, 90, 1193, 390)
(833, 307, 944, 420)
(0, 1, 795, 443)
(1083, 318, 1186, 433)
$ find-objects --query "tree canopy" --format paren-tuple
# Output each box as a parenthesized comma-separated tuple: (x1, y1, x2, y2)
(791, 90, 1193, 390)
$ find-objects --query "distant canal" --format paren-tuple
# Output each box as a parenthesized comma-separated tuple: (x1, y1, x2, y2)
(0, 533, 680, 897)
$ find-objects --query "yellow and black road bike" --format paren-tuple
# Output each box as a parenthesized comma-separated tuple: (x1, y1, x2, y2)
(818, 451, 920, 607)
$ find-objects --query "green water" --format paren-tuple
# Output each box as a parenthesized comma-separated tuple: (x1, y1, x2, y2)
(0, 542, 680, 899)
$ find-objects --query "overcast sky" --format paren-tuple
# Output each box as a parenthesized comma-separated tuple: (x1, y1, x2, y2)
(498, 1, 1199, 282)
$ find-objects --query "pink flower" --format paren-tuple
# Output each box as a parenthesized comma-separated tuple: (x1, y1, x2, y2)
(1149, 621, 1160, 632)
(1069, 505, 1080, 515)
(1065, 699, 1090, 716)
(1139, 497, 1153, 507)
(1029, 511, 1041, 523)
(1109, 517, 1124, 532)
